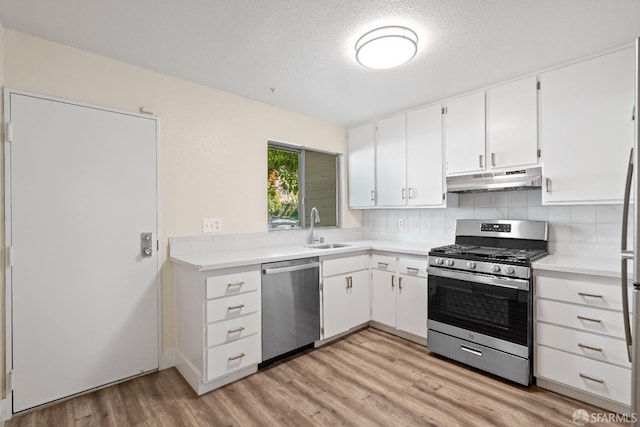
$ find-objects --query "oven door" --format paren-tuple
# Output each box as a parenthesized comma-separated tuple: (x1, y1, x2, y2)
(427, 266, 531, 349)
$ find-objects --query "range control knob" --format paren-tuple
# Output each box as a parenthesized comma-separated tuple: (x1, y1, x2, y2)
(467, 262, 476, 269)
(492, 265, 501, 273)
(505, 266, 515, 274)
(445, 259, 454, 267)
(435, 258, 444, 265)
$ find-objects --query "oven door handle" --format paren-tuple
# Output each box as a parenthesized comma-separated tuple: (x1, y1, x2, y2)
(427, 266, 530, 291)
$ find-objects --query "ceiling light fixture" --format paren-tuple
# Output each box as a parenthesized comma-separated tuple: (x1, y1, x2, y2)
(355, 26, 418, 69)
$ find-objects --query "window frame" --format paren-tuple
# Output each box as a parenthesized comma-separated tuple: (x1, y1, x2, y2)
(268, 140, 341, 231)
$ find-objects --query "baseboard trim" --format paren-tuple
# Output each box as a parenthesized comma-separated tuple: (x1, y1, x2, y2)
(0, 397, 11, 425)
(160, 348, 176, 370)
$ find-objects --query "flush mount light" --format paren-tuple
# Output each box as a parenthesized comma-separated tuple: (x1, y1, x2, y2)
(355, 26, 418, 69)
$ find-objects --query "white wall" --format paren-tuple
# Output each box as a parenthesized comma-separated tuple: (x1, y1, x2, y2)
(2, 30, 361, 360)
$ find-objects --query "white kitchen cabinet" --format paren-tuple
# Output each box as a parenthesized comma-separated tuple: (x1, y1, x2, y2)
(539, 47, 634, 205)
(444, 91, 486, 175)
(371, 255, 397, 326)
(376, 114, 407, 206)
(175, 265, 261, 395)
(534, 269, 632, 413)
(370, 254, 428, 340)
(347, 123, 376, 208)
(486, 76, 539, 170)
(406, 105, 447, 206)
(322, 254, 370, 339)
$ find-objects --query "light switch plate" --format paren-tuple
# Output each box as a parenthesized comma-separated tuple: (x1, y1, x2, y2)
(203, 218, 222, 233)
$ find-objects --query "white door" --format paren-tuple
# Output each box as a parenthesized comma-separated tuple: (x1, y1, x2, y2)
(322, 275, 350, 338)
(396, 274, 428, 338)
(539, 47, 634, 204)
(6, 91, 159, 412)
(347, 123, 376, 208)
(406, 105, 444, 206)
(375, 114, 406, 207)
(444, 91, 486, 175)
(348, 269, 371, 327)
(486, 76, 538, 170)
(371, 269, 396, 326)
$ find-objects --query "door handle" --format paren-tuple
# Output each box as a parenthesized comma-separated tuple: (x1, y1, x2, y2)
(141, 232, 153, 257)
(391, 274, 395, 289)
(491, 152, 496, 167)
(621, 147, 634, 362)
(402, 188, 406, 200)
(545, 178, 551, 193)
(479, 154, 484, 168)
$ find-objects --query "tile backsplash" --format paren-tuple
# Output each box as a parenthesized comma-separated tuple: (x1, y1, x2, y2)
(362, 189, 628, 259)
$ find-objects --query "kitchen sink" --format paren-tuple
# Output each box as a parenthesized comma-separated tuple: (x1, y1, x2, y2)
(306, 242, 351, 249)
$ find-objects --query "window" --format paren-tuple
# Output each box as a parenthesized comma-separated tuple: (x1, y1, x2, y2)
(267, 143, 339, 230)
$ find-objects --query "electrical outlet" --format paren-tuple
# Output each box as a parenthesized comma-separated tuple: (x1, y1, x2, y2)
(398, 218, 406, 230)
(203, 218, 222, 233)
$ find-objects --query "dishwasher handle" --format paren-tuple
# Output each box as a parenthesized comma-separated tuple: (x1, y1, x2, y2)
(263, 262, 320, 275)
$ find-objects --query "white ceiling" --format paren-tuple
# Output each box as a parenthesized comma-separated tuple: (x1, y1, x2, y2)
(0, 0, 638, 126)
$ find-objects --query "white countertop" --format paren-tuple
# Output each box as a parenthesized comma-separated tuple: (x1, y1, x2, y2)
(532, 254, 623, 279)
(169, 239, 435, 271)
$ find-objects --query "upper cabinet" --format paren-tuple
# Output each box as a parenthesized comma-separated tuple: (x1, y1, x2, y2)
(347, 123, 376, 208)
(406, 105, 445, 206)
(444, 91, 486, 175)
(539, 48, 635, 204)
(376, 114, 407, 206)
(486, 76, 539, 170)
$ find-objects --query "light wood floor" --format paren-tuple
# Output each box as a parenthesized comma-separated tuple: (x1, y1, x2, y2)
(7, 328, 628, 426)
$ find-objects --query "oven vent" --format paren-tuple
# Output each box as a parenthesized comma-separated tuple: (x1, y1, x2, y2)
(446, 167, 542, 193)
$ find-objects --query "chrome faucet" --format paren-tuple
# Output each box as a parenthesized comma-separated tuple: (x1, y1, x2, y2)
(309, 207, 321, 244)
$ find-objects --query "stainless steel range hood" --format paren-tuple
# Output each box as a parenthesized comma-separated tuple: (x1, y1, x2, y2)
(446, 167, 542, 193)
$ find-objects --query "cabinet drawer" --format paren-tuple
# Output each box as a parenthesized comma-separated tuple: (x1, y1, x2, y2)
(323, 254, 369, 277)
(536, 275, 630, 311)
(537, 299, 626, 339)
(536, 345, 630, 405)
(206, 292, 260, 323)
(537, 322, 630, 368)
(371, 254, 396, 271)
(206, 269, 260, 299)
(398, 256, 429, 278)
(206, 313, 260, 348)
(206, 334, 261, 382)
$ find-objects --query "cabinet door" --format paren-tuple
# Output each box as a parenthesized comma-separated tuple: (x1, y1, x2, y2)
(396, 274, 428, 338)
(322, 274, 351, 339)
(539, 47, 634, 204)
(348, 269, 372, 327)
(406, 105, 444, 206)
(444, 92, 486, 175)
(376, 114, 407, 206)
(347, 123, 376, 207)
(371, 269, 396, 326)
(486, 76, 538, 169)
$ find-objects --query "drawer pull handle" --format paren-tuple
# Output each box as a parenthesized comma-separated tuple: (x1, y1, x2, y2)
(228, 327, 246, 334)
(578, 343, 603, 352)
(579, 373, 604, 384)
(228, 352, 246, 361)
(378, 262, 389, 269)
(578, 292, 603, 299)
(460, 345, 482, 357)
(406, 267, 420, 274)
(228, 281, 245, 287)
(227, 304, 245, 311)
(577, 315, 602, 323)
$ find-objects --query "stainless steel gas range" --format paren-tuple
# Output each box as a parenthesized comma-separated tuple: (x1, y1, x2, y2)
(427, 219, 548, 386)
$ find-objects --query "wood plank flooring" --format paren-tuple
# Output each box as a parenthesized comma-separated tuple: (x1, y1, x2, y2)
(7, 328, 628, 426)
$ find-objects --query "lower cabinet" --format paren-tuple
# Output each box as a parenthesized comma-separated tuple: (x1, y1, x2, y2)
(534, 269, 632, 413)
(322, 254, 370, 339)
(175, 264, 261, 395)
(371, 254, 428, 340)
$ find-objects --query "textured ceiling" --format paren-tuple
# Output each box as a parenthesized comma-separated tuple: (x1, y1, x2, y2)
(0, 0, 639, 125)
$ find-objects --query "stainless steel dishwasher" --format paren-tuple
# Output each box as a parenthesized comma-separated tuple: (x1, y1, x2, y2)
(261, 257, 320, 365)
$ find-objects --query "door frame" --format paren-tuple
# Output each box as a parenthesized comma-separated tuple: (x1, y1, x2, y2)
(2, 87, 162, 413)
